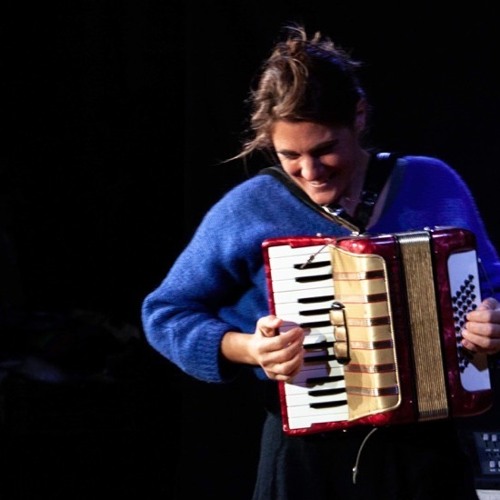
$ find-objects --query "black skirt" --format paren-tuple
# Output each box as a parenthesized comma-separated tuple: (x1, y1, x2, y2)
(252, 389, 479, 500)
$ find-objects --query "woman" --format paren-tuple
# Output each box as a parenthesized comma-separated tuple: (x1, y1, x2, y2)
(142, 23, 500, 499)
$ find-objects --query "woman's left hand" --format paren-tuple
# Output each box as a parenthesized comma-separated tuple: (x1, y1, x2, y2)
(462, 297, 500, 355)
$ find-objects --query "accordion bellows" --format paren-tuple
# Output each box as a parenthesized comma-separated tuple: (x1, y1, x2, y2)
(262, 227, 493, 436)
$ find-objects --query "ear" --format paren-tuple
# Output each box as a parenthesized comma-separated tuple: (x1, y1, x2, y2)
(354, 98, 367, 133)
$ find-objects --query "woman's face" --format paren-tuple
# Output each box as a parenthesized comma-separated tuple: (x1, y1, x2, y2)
(271, 120, 366, 207)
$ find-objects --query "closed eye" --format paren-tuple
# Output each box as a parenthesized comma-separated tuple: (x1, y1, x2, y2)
(276, 140, 339, 161)
(310, 141, 339, 158)
(277, 151, 300, 160)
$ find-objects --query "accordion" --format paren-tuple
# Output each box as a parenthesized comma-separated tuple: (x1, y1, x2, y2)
(262, 226, 493, 436)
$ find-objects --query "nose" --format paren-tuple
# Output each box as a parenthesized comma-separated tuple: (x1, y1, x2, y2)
(299, 155, 323, 180)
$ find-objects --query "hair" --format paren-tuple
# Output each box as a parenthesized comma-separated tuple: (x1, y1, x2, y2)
(232, 23, 368, 163)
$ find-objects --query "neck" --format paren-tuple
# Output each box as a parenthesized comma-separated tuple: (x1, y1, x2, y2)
(339, 150, 370, 216)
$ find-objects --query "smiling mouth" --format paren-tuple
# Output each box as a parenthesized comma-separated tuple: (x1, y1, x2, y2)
(308, 180, 333, 190)
(309, 170, 340, 186)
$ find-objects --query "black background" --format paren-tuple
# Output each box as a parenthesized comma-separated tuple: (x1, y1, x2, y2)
(1, 1, 500, 499)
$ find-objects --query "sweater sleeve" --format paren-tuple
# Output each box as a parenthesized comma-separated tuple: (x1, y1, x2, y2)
(141, 202, 254, 382)
(141, 174, 296, 383)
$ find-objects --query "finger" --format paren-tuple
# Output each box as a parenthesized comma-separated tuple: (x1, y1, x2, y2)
(267, 356, 303, 381)
(259, 326, 278, 338)
(257, 315, 282, 337)
(477, 297, 498, 311)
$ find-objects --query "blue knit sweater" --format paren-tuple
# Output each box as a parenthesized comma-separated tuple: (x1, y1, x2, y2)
(141, 155, 500, 383)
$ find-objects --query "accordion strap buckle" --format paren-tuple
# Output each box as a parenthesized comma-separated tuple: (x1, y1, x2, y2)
(330, 301, 350, 364)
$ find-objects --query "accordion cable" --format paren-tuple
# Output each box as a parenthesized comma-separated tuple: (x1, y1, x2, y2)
(352, 426, 379, 484)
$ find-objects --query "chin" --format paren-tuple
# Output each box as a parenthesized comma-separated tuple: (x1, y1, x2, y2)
(311, 195, 335, 206)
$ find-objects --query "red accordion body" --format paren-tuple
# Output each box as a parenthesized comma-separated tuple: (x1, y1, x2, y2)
(262, 227, 493, 436)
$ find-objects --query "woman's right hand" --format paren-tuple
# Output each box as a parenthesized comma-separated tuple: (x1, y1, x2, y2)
(250, 315, 307, 382)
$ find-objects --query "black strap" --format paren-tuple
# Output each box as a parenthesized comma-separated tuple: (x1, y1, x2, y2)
(259, 151, 398, 234)
(353, 152, 398, 232)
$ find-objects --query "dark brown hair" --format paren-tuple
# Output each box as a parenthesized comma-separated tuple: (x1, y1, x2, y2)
(234, 23, 366, 162)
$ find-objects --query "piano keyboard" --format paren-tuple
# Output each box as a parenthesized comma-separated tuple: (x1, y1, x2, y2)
(266, 242, 349, 430)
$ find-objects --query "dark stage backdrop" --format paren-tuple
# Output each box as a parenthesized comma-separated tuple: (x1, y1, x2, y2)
(1, 2, 500, 499)
(3, 1, 500, 329)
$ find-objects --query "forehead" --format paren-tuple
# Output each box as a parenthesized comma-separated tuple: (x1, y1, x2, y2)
(271, 120, 345, 150)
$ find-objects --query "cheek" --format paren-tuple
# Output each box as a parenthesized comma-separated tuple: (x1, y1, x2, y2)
(279, 159, 299, 176)
(319, 154, 352, 176)
(320, 154, 340, 168)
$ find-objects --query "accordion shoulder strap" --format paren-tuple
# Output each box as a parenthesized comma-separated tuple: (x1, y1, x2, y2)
(354, 152, 399, 232)
(259, 151, 398, 234)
